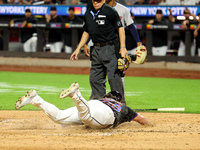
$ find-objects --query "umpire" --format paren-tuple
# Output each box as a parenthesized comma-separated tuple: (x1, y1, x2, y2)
(70, 0, 127, 103)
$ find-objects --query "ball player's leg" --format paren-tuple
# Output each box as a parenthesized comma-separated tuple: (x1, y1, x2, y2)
(15, 90, 81, 125)
(30, 36, 37, 52)
(178, 40, 185, 56)
(119, 71, 126, 104)
(60, 82, 115, 129)
(23, 38, 31, 52)
(50, 43, 55, 53)
(54, 41, 63, 53)
(65, 45, 72, 53)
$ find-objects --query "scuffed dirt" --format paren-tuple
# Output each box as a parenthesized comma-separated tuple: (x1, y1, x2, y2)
(0, 111, 200, 150)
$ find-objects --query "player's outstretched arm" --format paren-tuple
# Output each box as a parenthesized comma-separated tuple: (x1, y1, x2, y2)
(132, 113, 151, 125)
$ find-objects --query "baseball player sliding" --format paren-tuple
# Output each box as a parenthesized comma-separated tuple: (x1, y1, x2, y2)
(15, 82, 150, 129)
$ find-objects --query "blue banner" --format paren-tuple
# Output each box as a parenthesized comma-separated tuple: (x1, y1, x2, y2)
(0, 5, 199, 16)
(127, 6, 200, 17)
(0, 5, 87, 16)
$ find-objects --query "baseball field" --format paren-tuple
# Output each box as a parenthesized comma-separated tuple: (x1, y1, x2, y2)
(0, 64, 200, 150)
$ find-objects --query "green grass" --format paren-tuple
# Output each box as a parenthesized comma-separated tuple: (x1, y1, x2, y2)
(0, 71, 200, 113)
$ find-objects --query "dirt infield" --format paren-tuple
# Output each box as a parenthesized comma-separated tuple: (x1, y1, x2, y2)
(1, 65, 200, 79)
(0, 65, 200, 150)
(0, 111, 200, 150)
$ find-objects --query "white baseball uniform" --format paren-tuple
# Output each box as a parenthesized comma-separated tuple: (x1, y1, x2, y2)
(27, 89, 138, 129)
(113, 3, 133, 28)
(30, 90, 115, 128)
(49, 42, 64, 53)
(23, 36, 37, 52)
(114, 3, 140, 55)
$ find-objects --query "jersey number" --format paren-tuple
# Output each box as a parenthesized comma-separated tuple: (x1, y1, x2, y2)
(103, 101, 122, 112)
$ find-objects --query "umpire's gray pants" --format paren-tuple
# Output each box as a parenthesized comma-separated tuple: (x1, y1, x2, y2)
(89, 45, 125, 103)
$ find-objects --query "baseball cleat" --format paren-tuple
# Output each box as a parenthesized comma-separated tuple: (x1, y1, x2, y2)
(15, 90, 37, 110)
(59, 82, 79, 99)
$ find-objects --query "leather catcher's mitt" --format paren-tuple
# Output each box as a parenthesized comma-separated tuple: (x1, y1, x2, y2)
(118, 55, 131, 71)
(133, 45, 147, 64)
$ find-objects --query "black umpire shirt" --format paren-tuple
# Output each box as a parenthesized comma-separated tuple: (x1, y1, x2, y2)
(83, 3, 123, 43)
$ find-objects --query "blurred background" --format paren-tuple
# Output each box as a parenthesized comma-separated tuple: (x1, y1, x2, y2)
(0, 0, 200, 63)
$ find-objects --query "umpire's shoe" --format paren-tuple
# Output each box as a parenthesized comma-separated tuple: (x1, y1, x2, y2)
(59, 82, 79, 99)
(15, 90, 37, 110)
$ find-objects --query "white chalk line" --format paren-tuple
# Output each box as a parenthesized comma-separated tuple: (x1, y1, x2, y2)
(41, 132, 114, 136)
(0, 82, 144, 96)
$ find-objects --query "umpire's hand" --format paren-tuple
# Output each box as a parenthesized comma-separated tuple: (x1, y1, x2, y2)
(70, 49, 80, 60)
(119, 47, 127, 58)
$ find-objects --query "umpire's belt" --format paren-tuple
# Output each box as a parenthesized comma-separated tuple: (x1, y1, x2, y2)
(94, 39, 117, 47)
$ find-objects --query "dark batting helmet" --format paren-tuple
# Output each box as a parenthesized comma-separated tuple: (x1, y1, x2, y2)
(103, 91, 122, 102)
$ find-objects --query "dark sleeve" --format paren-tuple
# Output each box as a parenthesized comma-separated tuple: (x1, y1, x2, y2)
(27, 17, 38, 23)
(154, 18, 169, 25)
(86, 37, 91, 44)
(13, 18, 25, 22)
(78, 17, 83, 23)
(83, 15, 88, 32)
(189, 20, 198, 25)
(109, 8, 123, 29)
(162, 18, 169, 24)
(127, 107, 138, 122)
(58, 16, 64, 22)
(75, 16, 83, 23)
(128, 24, 141, 43)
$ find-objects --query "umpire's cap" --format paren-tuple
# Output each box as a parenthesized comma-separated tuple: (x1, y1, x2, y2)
(103, 91, 122, 102)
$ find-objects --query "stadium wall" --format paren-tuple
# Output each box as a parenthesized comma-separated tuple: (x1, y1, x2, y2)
(0, 56, 200, 71)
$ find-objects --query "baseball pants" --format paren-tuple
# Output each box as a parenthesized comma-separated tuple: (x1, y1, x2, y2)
(49, 42, 63, 53)
(89, 45, 125, 103)
(65, 45, 72, 53)
(178, 40, 195, 56)
(152, 46, 168, 56)
(23, 36, 37, 52)
(29, 90, 115, 129)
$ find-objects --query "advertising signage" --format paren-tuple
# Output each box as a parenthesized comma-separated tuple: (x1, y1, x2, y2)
(127, 6, 199, 17)
(0, 5, 199, 17)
